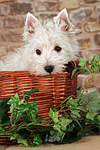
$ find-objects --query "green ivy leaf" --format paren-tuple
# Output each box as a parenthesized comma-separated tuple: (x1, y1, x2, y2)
(53, 112, 59, 124)
(81, 90, 100, 112)
(48, 108, 53, 117)
(91, 55, 96, 66)
(68, 123, 75, 132)
(71, 67, 78, 78)
(7, 94, 18, 105)
(53, 124, 61, 133)
(79, 57, 89, 67)
(97, 115, 100, 121)
(10, 136, 16, 140)
(91, 65, 99, 73)
(71, 110, 81, 118)
(53, 124, 66, 140)
(53, 127, 65, 141)
(77, 106, 87, 112)
(67, 98, 79, 107)
(30, 132, 43, 147)
(35, 116, 45, 123)
(80, 67, 88, 74)
(14, 93, 20, 103)
(7, 94, 19, 113)
(48, 131, 61, 142)
(49, 108, 59, 123)
(32, 101, 38, 108)
(18, 99, 25, 105)
(12, 110, 22, 124)
(13, 134, 28, 147)
(59, 117, 72, 131)
(86, 112, 98, 121)
(69, 105, 77, 110)
(96, 53, 100, 61)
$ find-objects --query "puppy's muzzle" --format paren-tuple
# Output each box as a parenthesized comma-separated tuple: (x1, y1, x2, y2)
(44, 65, 54, 74)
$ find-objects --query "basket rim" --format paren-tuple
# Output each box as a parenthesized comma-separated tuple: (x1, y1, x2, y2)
(0, 71, 71, 77)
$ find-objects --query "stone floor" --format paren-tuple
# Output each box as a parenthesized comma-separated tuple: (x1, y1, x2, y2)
(0, 135, 100, 150)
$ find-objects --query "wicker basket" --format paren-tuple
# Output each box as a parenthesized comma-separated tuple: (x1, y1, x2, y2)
(0, 62, 80, 145)
(0, 71, 78, 119)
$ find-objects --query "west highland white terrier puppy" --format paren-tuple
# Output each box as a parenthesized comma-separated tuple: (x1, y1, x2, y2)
(0, 8, 79, 75)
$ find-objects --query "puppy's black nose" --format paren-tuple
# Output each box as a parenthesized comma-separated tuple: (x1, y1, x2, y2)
(44, 65, 54, 74)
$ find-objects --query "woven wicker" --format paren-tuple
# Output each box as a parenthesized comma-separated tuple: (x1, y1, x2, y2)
(0, 71, 78, 119)
(0, 61, 80, 145)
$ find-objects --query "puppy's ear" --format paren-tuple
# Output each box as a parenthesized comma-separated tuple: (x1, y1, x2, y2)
(24, 12, 39, 34)
(54, 8, 71, 31)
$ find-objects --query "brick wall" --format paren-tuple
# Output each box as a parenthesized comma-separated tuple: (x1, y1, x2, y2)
(0, 0, 100, 97)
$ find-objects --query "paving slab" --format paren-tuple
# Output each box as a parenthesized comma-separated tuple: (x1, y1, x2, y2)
(0, 135, 100, 150)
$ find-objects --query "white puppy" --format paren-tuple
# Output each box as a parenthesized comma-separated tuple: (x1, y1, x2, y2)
(0, 8, 78, 75)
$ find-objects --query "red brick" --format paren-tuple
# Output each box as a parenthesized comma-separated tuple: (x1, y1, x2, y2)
(94, 34, 100, 47)
(70, 7, 93, 22)
(1, 29, 23, 42)
(10, 2, 33, 15)
(35, 0, 58, 12)
(84, 21, 100, 32)
(85, 0, 99, 3)
(0, 4, 10, 16)
(5, 16, 24, 28)
(39, 13, 58, 20)
(60, 0, 80, 10)
(77, 37, 93, 49)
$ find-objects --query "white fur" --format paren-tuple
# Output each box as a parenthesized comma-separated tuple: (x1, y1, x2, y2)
(0, 9, 79, 75)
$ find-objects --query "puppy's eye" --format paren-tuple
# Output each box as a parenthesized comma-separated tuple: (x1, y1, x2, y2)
(36, 49, 41, 55)
(54, 46, 62, 52)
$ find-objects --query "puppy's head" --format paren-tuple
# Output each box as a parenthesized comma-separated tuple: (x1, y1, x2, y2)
(23, 9, 78, 75)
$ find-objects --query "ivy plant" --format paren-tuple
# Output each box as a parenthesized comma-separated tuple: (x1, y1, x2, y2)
(71, 54, 100, 87)
(0, 54, 100, 147)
